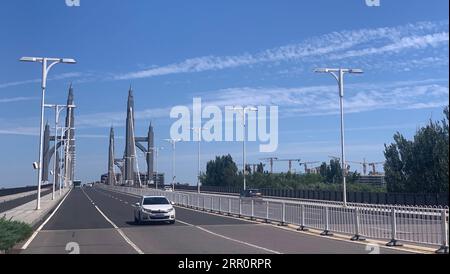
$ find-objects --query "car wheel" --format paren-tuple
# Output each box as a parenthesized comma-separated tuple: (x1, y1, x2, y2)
(169, 220, 175, 224)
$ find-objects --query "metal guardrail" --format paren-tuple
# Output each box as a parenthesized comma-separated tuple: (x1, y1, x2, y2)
(102, 185, 449, 253)
(173, 185, 449, 206)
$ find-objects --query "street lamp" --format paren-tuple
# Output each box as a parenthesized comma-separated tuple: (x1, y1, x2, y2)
(231, 106, 258, 191)
(58, 126, 73, 194)
(148, 146, 164, 189)
(20, 56, 76, 210)
(314, 68, 363, 207)
(44, 104, 76, 200)
(164, 138, 182, 191)
(190, 127, 209, 193)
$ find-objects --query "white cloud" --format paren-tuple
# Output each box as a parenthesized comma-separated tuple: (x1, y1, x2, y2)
(113, 21, 448, 80)
(76, 107, 171, 128)
(329, 32, 449, 60)
(0, 72, 84, 89)
(0, 127, 39, 136)
(0, 97, 38, 104)
(66, 78, 449, 130)
(199, 79, 449, 117)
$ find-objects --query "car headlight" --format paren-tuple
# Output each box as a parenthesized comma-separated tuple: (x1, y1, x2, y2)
(167, 207, 174, 212)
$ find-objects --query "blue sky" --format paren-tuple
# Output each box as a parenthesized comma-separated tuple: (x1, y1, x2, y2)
(0, 0, 448, 188)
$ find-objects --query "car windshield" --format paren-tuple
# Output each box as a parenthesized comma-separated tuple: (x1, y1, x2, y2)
(142, 197, 170, 205)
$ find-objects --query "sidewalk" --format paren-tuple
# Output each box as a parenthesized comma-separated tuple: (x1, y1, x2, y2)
(0, 190, 40, 204)
(1, 187, 71, 227)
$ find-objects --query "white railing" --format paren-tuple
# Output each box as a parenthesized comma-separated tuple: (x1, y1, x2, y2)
(101, 185, 449, 253)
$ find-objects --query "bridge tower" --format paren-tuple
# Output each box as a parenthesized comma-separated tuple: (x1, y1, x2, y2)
(107, 126, 116, 185)
(124, 87, 136, 185)
(64, 85, 76, 184)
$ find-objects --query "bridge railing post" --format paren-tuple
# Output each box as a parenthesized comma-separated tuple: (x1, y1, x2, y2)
(320, 206, 333, 236)
(228, 198, 231, 215)
(265, 201, 269, 223)
(219, 197, 222, 213)
(239, 198, 242, 218)
(297, 204, 308, 231)
(386, 208, 402, 246)
(351, 207, 365, 241)
(436, 209, 449, 254)
(280, 202, 286, 226)
(251, 199, 255, 220)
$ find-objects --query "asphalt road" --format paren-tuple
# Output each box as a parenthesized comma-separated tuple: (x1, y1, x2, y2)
(22, 186, 411, 254)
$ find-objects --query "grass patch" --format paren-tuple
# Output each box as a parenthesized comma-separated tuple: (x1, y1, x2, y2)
(0, 216, 33, 253)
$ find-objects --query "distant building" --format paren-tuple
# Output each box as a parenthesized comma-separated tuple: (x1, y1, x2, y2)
(140, 172, 165, 186)
(356, 175, 386, 186)
(101, 173, 122, 185)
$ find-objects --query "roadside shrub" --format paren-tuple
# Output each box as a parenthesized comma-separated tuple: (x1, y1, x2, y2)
(0, 216, 33, 252)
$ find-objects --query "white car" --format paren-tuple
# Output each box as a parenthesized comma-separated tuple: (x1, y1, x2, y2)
(134, 196, 176, 224)
(163, 186, 173, 192)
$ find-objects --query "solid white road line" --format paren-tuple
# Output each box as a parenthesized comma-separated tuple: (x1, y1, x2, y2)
(81, 188, 144, 254)
(174, 220, 282, 254)
(22, 188, 73, 250)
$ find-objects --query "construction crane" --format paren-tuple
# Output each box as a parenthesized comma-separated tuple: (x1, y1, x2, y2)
(368, 162, 385, 175)
(328, 155, 351, 173)
(299, 161, 320, 174)
(251, 163, 266, 173)
(348, 158, 368, 175)
(237, 163, 266, 173)
(260, 157, 278, 173)
(275, 158, 301, 173)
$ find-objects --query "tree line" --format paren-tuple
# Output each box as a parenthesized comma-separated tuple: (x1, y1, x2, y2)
(200, 155, 381, 192)
(384, 106, 449, 194)
(200, 106, 449, 194)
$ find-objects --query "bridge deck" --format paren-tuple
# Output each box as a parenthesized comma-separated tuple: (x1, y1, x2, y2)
(23, 186, 411, 254)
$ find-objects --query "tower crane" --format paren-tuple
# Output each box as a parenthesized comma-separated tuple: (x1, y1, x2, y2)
(328, 155, 351, 173)
(368, 162, 385, 175)
(260, 157, 278, 173)
(275, 158, 301, 173)
(299, 161, 320, 174)
(348, 158, 368, 175)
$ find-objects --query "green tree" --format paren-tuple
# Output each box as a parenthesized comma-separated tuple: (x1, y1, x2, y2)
(201, 154, 239, 187)
(384, 106, 449, 194)
(256, 162, 265, 173)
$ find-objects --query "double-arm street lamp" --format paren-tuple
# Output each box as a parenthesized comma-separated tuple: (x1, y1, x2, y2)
(190, 127, 209, 193)
(58, 126, 74, 195)
(232, 106, 258, 191)
(164, 138, 182, 191)
(314, 68, 363, 207)
(148, 146, 164, 189)
(44, 104, 76, 200)
(20, 57, 76, 210)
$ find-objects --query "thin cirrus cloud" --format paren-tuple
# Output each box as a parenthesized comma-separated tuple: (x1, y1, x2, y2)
(0, 72, 84, 89)
(113, 20, 449, 81)
(0, 96, 38, 104)
(72, 78, 448, 129)
(199, 79, 449, 117)
(0, 127, 39, 136)
(2, 80, 447, 136)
